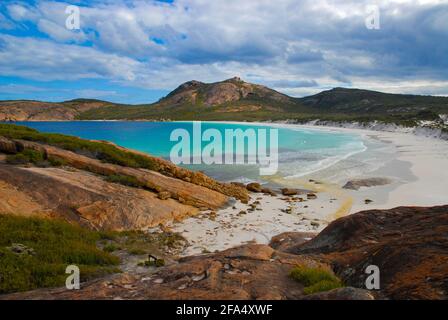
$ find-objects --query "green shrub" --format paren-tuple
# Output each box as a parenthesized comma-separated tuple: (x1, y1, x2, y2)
(22, 149, 45, 163)
(0, 214, 120, 294)
(290, 266, 344, 295)
(5, 149, 45, 165)
(303, 279, 344, 295)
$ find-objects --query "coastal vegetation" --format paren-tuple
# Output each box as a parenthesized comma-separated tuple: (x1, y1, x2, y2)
(6, 149, 45, 165)
(290, 266, 344, 295)
(0, 214, 188, 294)
(0, 214, 120, 294)
(0, 123, 161, 171)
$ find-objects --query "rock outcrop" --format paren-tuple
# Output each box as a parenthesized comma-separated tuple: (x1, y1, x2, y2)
(1, 244, 328, 300)
(342, 177, 392, 190)
(0, 135, 249, 230)
(0, 164, 200, 230)
(159, 77, 293, 108)
(291, 205, 448, 300)
(3, 205, 446, 300)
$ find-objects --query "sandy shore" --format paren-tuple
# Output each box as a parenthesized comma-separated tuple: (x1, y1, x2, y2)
(284, 124, 448, 210)
(174, 123, 448, 255)
(172, 192, 336, 256)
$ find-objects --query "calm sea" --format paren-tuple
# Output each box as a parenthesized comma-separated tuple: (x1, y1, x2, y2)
(12, 121, 366, 185)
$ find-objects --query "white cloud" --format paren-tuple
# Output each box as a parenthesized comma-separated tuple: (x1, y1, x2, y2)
(0, 0, 447, 96)
(0, 34, 141, 82)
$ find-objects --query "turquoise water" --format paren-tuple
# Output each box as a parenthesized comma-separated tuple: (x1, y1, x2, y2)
(12, 121, 366, 184)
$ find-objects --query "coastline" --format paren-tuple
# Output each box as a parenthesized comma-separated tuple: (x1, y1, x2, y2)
(6, 119, 448, 212)
(238, 121, 448, 210)
(3, 120, 448, 255)
(1, 121, 448, 300)
(174, 121, 448, 254)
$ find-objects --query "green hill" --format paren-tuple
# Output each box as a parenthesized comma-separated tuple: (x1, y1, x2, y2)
(1, 77, 448, 124)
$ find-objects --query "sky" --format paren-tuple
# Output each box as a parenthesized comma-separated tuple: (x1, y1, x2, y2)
(0, 0, 447, 104)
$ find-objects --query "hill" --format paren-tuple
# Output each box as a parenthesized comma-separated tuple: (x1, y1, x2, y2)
(1, 78, 448, 123)
(299, 87, 448, 115)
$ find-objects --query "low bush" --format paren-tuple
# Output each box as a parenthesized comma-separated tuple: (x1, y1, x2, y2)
(290, 266, 344, 295)
(0, 214, 120, 294)
(6, 149, 45, 165)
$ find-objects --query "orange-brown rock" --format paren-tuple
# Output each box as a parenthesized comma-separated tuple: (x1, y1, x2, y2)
(291, 205, 448, 300)
(0, 164, 199, 230)
(0, 136, 18, 154)
(281, 188, 299, 196)
(159, 77, 292, 109)
(1, 168, 446, 301)
(246, 182, 262, 193)
(7, 139, 232, 210)
(1, 244, 327, 300)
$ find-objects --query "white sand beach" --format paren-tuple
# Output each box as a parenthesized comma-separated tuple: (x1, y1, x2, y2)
(173, 123, 448, 255)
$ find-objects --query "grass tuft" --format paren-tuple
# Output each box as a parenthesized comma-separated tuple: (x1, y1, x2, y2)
(290, 266, 344, 295)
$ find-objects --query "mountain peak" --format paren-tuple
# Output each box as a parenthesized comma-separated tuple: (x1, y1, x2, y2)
(224, 76, 243, 83)
(158, 77, 293, 108)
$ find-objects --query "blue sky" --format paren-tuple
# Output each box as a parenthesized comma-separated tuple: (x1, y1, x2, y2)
(0, 0, 447, 103)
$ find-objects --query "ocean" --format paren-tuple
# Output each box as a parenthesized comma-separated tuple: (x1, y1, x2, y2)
(12, 121, 368, 185)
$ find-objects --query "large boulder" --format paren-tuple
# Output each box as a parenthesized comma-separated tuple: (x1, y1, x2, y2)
(294, 205, 448, 300)
(342, 177, 392, 190)
(246, 182, 262, 193)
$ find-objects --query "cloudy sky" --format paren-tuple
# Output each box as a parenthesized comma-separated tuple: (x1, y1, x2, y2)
(0, 0, 447, 103)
